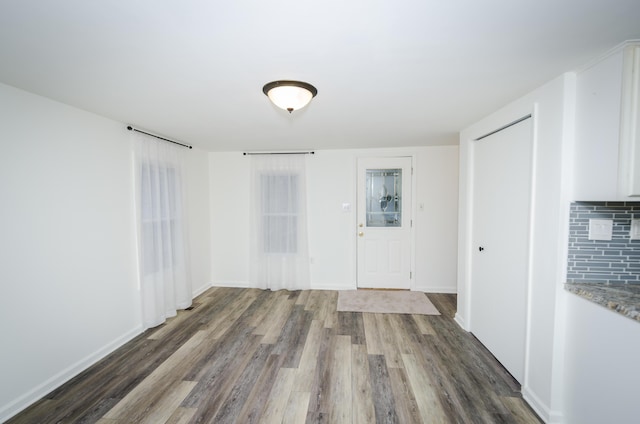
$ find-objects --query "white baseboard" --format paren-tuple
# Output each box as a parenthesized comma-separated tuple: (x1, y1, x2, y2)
(210, 280, 252, 288)
(412, 286, 457, 294)
(210, 282, 359, 291)
(0, 325, 143, 423)
(453, 312, 468, 330)
(192, 282, 213, 298)
(522, 386, 563, 424)
(311, 282, 357, 291)
(210, 282, 456, 292)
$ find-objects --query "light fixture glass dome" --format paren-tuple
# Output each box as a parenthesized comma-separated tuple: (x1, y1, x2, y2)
(263, 80, 318, 113)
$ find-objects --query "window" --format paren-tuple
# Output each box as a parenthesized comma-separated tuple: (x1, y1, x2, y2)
(139, 163, 181, 275)
(249, 154, 310, 290)
(260, 173, 299, 254)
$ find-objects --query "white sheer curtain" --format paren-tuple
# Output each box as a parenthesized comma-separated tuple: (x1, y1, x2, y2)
(133, 132, 191, 328)
(250, 154, 310, 291)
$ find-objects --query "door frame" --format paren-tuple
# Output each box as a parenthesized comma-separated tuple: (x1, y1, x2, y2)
(355, 155, 416, 289)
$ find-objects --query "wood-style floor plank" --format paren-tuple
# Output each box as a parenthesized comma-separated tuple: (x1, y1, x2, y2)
(411, 313, 436, 335)
(257, 297, 295, 344)
(207, 288, 262, 339)
(362, 312, 384, 355)
(351, 343, 376, 424)
(272, 305, 313, 368)
(103, 330, 208, 421)
(388, 367, 422, 424)
(210, 344, 273, 424)
(297, 319, 323, 373)
(375, 313, 405, 369)
(257, 367, 297, 424)
(368, 354, 400, 423)
(7, 288, 542, 424)
(138, 381, 197, 424)
(307, 328, 335, 418)
(234, 353, 286, 423)
(282, 391, 310, 424)
(165, 407, 197, 424)
(402, 353, 449, 424)
(328, 335, 352, 423)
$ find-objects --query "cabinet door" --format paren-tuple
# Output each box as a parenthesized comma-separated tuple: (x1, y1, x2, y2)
(619, 45, 640, 197)
(573, 49, 624, 200)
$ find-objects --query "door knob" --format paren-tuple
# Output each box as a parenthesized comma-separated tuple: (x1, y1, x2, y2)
(359, 232, 364, 237)
(479, 246, 485, 252)
(359, 223, 364, 227)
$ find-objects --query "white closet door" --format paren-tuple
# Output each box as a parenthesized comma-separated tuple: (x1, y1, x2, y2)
(471, 117, 532, 383)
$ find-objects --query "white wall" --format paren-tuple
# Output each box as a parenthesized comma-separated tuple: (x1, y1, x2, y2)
(209, 152, 252, 287)
(561, 292, 640, 424)
(185, 146, 212, 296)
(209, 146, 458, 292)
(458, 74, 576, 423)
(306, 150, 357, 289)
(412, 146, 459, 292)
(0, 83, 141, 421)
(0, 83, 211, 421)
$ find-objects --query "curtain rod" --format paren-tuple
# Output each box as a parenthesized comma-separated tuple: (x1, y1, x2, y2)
(127, 126, 192, 149)
(243, 151, 314, 156)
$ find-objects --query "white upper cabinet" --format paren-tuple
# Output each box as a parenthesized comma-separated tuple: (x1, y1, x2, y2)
(573, 42, 640, 200)
(618, 45, 640, 197)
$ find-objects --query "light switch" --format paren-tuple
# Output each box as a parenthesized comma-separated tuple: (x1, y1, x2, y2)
(630, 219, 640, 240)
(588, 219, 613, 241)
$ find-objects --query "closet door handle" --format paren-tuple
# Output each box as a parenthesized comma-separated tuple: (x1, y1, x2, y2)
(478, 246, 485, 252)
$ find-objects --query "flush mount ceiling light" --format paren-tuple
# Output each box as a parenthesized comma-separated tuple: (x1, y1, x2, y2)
(262, 80, 318, 113)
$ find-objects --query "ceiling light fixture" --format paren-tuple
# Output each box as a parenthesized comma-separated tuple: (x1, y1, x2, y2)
(262, 80, 318, 113)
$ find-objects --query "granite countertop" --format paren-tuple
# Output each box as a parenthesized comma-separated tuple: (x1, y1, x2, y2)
(564, 282, 640, 322)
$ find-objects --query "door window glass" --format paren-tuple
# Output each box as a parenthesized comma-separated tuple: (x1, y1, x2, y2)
(366, 168, 402, 227)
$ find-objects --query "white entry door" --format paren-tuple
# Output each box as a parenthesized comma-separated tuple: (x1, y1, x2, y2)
(471, 117, 532, 383)
(357, 157, 412, 289)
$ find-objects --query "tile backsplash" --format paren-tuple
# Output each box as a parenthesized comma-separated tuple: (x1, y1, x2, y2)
(567, 202, 640, 284)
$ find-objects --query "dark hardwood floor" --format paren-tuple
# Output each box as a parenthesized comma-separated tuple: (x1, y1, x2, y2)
(7, 287, 542, 423)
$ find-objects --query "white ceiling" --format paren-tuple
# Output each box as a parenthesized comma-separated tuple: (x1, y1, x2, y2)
(1, 1, 639, 152)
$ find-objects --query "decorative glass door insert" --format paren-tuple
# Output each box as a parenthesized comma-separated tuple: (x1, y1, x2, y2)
(365, 168, 402, 227)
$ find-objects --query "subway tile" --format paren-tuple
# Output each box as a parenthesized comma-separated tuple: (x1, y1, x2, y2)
(582, 278, 616, 283)
(594, 264, 626, 271)
(619, 275, 640, 282)
(584, 262, 615, 268)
